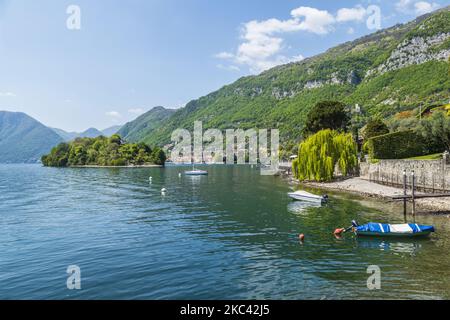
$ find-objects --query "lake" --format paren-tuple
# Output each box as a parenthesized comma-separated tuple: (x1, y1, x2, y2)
(0, 164, 449, 299)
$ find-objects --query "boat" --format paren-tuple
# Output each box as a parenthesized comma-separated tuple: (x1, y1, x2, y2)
(185, 169, 208, 176)
(288, 190, 328, 204)
(353, 222, 435, 238)
(185, 163, 208, 176)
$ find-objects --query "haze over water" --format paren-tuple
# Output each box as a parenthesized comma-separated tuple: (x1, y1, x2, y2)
(0, 164, 449, 299)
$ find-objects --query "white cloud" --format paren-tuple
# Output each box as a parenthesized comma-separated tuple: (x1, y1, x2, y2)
(106, 111, 122, 118)
(336, 6, 368, 22)
(215, 5, 375, 73)
(215, 52, 235, 59)
(291, 7, 336, 34)
(414, 1, 440, 14)
(128, 108, 145, 115)
(224, 7, 330, 73)
(395, 0, 440, 15)
(0, 92, 16, 97)
(347, 27, 355, 35)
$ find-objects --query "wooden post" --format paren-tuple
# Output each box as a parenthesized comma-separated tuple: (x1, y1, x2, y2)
(412, 170, 416, 221)
(403, 169, 407, 222)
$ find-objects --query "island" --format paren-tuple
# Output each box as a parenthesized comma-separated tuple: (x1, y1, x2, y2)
(41, 134, 166, 167)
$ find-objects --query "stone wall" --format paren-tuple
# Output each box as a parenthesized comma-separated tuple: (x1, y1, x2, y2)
(360, 159, 450, 192)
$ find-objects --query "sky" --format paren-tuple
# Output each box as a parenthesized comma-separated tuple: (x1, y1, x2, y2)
(0, 0, 448, 132)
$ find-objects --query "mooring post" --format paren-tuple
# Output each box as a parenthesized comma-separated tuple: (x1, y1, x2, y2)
(403, 169, 407, 221)
(412, 170, 416, 221)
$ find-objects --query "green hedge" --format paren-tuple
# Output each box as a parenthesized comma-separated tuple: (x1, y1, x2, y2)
(366, 130, 432, 159)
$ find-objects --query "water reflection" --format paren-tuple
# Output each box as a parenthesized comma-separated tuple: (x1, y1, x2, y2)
(356, 238, 423, 255)
(287, 201, 323, 214)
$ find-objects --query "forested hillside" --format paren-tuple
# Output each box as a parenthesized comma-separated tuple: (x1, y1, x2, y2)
(121, 8, 450, 151)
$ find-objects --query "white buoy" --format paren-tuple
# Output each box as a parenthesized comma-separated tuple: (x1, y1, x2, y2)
(161, 188, 167, 195)
(178, 173, 182, 178)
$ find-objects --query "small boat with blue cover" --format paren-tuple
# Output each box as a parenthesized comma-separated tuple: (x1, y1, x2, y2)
(354, 222, 435, 238)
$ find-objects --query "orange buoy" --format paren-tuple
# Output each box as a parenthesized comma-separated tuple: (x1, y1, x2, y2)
(298, 234, 305, 241)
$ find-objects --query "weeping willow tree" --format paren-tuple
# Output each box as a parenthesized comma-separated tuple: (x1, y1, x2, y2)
(294, 129, 358, 182)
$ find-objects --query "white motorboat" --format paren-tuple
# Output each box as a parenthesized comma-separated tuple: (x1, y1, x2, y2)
(288, 190, 328, 203)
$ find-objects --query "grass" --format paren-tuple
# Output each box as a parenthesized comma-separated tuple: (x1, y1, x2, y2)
(406, 153, 442, 160)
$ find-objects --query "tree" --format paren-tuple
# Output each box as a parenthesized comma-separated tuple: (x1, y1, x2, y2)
(363, 119, 389, 140)
(417, 110, 450, 151)
(151, 147, 167, 165)
(42, 135, 166, 167)
(302, 101, 350, 136)
(295, 129, 358, 182)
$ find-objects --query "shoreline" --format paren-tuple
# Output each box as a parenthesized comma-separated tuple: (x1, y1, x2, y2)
(68, 165, 163, 168)
(289, 176, 450, 215)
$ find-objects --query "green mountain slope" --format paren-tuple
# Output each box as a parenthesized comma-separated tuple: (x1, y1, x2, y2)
(118, 8, 450, 149)
(0, 111, 63, 163)
(118, 106, 175, 143)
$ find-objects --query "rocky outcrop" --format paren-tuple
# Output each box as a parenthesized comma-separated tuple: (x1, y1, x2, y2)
(303, 71, 360, 90)
(271, 87, 296, 99)
(366, 33, 450, 77)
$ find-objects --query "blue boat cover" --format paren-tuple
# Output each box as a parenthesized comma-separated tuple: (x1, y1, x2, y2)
(356, 223, 435, 234)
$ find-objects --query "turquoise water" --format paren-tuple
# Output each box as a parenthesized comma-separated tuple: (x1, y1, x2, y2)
(0, 164, 449, 300)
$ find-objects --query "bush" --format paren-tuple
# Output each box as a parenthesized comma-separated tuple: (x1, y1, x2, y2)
(417, 110, 450, 152)
(366, 130, 441, 159)
(295, 129, 358, 181)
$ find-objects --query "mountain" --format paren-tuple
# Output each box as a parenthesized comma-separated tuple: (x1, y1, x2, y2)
(117, 106, 175, 143)
(81, 128, 103, 138)
(101, 125, 122, 137)
(51, 128, 78, 141)
(53, 126, 121, 141)
(125, 7, 450, 150)
(0, 111, 63, 163)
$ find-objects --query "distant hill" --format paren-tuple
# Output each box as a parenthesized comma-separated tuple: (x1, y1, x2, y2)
(122, 7, 450, 148)
(117, 106, 175, 143)
(101, 125, 122, 137)
(53, 126, 121, 141)
(80, 128, 103, 138)
(0, 111, 63, 163)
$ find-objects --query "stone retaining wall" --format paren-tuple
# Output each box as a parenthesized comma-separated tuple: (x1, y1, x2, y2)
(360, 159, 450, 192)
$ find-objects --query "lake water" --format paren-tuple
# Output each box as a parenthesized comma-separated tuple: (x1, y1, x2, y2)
(0, 164, 449, 300)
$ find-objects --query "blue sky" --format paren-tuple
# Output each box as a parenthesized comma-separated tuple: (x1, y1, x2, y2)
(0, 0, 448, 131)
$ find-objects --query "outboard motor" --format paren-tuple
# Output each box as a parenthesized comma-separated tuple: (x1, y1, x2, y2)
(351, 220, 359, 228)
(323, 194, 329, 201)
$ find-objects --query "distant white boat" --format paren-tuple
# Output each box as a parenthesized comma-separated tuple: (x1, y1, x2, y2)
(185, 170, 208, 176)
(185, 163, 208, 176)
(288, 190, 328, 204)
